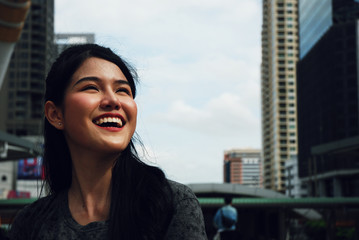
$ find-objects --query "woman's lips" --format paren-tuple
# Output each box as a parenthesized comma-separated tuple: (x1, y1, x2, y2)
(93, 113, 125, 128)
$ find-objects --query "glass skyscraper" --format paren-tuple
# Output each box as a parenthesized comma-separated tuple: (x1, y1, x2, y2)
(297, 0, 359, 197)
(299, 0, 332, 59)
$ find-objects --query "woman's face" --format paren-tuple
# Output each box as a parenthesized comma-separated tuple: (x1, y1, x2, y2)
(60, 57, 137, 156)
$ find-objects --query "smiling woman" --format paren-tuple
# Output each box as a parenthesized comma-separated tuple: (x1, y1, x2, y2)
(8, 44, 207, 240)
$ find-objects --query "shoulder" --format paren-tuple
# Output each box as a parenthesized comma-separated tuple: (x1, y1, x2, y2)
(225, 205, 238, 213)
(165, 180, 207, 239)
(9, 193, 61, 239)
(14, 194, 57, 222)
(168, 180, 197, 203)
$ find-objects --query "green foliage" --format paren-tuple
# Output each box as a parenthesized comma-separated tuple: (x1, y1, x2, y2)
(303, 220, 356, 240)
(304, 220, 326, 239)
(336, 227, 355, 240)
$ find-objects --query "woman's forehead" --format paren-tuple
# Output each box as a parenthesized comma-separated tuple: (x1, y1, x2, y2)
(70, 57, 127, 83)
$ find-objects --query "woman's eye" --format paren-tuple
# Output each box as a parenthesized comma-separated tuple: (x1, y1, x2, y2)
(116, 88, 131, 95)
(82, 85, 98, 91)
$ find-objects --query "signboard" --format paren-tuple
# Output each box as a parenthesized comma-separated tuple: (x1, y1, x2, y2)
(17, 157, 44, 180)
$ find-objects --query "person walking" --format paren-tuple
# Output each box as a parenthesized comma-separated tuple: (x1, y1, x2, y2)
(213, 197, 238, 240)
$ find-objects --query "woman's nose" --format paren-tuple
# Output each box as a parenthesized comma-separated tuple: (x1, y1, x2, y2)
(100, 91, 121, 110)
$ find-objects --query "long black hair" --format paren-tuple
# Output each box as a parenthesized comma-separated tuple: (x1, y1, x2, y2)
(43, 44, 173, 239)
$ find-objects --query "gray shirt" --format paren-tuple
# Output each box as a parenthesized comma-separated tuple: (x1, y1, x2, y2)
(9, 181, 207, 239)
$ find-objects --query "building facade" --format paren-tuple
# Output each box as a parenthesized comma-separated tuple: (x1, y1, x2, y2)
(261, 0, 299, 192)
(297, 0, 359, 197)
(223, 149, 262, 188)
(0, 0, 31, 89)
(0, 0, 55, 136)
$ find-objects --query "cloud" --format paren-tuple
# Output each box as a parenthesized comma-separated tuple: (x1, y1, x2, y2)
(136, 50, 261, 112)
(155, 92, 260, 139)
(135, 133, 226, 183)
(55, 0, 262, 57)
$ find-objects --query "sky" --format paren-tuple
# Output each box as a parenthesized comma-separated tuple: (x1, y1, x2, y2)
(55, 0, 262, 184)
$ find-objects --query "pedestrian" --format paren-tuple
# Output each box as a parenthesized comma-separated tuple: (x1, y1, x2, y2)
(213, 197, 238, 240)
(8, 44, 207, 240)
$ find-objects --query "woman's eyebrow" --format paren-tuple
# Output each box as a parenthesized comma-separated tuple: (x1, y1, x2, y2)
(73, 76, 100, 87)
(114, 79, 130, 86)
(73, 77, 129, 87)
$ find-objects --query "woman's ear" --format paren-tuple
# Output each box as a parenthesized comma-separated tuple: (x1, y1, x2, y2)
(45, 101, 64, 130)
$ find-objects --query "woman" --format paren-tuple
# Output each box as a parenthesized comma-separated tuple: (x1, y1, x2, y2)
(9, 44, 207, 239)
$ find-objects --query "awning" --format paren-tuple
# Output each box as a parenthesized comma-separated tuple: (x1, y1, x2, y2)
(0, 131, 42, 161)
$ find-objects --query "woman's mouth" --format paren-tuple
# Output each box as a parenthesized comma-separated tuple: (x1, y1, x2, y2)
(93, 117, 123, 128)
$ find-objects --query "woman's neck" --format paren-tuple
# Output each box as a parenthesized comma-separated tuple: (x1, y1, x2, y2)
(68, 151, 117, 225)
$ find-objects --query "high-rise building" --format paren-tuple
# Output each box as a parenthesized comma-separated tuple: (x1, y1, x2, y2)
(0, 0, 31, 89)
(0, 0, 55, 136)
(299, 0, 333, 59)
(261, 0, 299, 192)
(297, 0, 359, 197)
(223, 149, 262, 188)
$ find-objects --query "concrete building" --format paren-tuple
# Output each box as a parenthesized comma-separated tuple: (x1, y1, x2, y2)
(261, 0, 299, 192)
(55, 33, 95, 55)
(223, 149, 262, 188)
(0, 0, 55, 136)
(0, 0, 31, 90)
(297, 0, 359, 197)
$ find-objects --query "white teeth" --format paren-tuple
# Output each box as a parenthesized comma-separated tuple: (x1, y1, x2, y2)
(95, 117, 123, 127)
